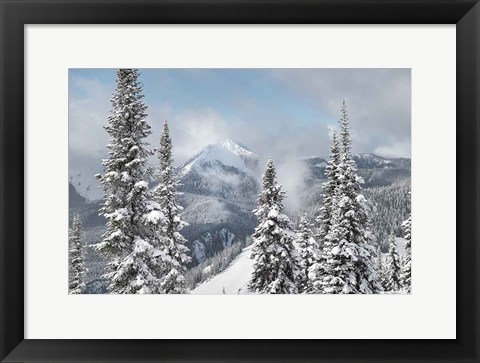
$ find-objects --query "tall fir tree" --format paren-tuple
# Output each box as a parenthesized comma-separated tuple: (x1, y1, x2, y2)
(296, 213, 319, 293)
(69, 214, 87, 294)
(316, 130, 341, 245)
(314, 190, 359, 293)
(94, 69, 166, 294)
(308, 130, 340, 293)
(309, 130, 343, 293)
(309, 130, 349, 293)
(384, 234, 401, 292)
(400, 212, 412, 293)
(248, 159, 301, 294)
(335, 100, 382, 293)
(154, 121, 191, 294)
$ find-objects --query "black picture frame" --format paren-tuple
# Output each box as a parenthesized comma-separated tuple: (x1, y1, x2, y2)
(1, 1, 479, 362)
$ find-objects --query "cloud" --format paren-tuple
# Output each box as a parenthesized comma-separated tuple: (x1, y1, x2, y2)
(69, 72, 230, 166)
(69, 80, 230, 199)
(374, 140, 411, 158)
(68, 75, 111, 158)
(68, 74, 113, 200)
(149, 106, 229, 165)
(270, 69, 411, 157)
(276, 157, 312, 213)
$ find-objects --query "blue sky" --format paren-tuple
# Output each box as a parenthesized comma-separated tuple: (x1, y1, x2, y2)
(69, 68, 411, 199)
(69, 68, 334, 136)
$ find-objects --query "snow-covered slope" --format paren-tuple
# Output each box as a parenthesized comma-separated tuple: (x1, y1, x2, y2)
(192, 238, 407, 295)
(191, 245, 254, 294)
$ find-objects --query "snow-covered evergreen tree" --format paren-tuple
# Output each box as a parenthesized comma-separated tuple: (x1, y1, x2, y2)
(153, 120, 191, 294)
(335, 100, 382, 293)
(384, 235, 401, 292)
(69, 214, 87, 294)
(313, 191, 360, 293)
(296, 213, 319, 293)
(400, 212, 412, 293)
(316, 130, 341, 246)
(308, 102, 382, 294)
(94, 69, 166, 294)
(248, 159, 301, 294)
(308, 130, 342, 293)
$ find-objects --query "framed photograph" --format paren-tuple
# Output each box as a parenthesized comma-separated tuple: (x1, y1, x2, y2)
(1, 0, 479, 362)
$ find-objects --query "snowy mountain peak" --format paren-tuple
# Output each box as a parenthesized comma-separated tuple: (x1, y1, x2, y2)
(180, 138, 259, 176)
(217, 138, 257, 159)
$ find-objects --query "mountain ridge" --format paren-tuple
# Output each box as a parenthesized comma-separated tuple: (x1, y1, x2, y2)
(69, 138, 411, 289)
